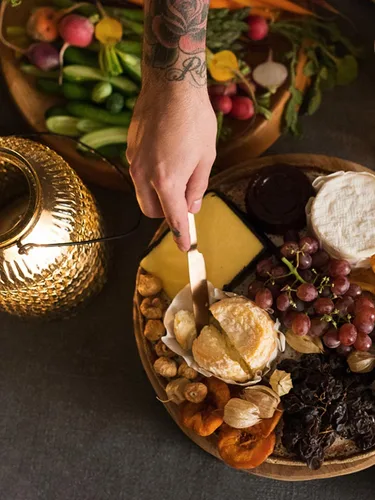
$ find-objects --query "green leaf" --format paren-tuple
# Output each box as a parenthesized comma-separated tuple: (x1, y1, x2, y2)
(303, 60, 318, 77)
(319, 66, 328, 80)
(257, 92, 271, 108)
(307, 79, 322, 116)
(320, 67, 336, 91)
(257, 106, 272, 121)
(336, 55, 358, 86)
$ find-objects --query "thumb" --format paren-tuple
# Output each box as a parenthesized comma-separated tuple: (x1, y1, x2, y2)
(185, 162, 211, 214)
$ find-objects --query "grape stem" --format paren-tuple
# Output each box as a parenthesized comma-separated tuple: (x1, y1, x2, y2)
(281, 257, 307, 284)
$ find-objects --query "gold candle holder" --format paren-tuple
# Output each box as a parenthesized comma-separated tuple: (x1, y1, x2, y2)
(0, 137, 108, 319)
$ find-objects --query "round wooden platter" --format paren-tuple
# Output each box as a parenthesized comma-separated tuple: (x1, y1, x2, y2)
(133, 153, 375, 481)
(0, 3, 308, 191)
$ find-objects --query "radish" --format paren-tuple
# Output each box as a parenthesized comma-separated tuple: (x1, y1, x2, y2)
(248, 16, 269, 42)
(27, 42, 60, 71)
(252, 50, 288, 93)
(58, 14, 94, 83)
(230, 97, 255, 121)
(208, 82, 237, 97)
(210, 95, 233, 115)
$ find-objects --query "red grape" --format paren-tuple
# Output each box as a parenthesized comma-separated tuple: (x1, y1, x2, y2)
(283, 311, 297, 329)
(323, 329, 341, 349)
(331, 276, 350, 296)
(248, 280, 264, 299)
(328, 259, 351, 278)
(336, 344, 352, 357)
(297, 283, 318, 302)
(353, 333, 373, 352)
(299, 269, 314, 282)
(256, 259, 273, 278)
(320, 286, 332, 298)
(298, 253, 312, 270)
(309, 318, 329, 337)
(270, 266, 288, 279)
(277, 293, 290, 312)
(268, 283, 281, 300)
(339, 323, 358, 346)
(353, 317, 374, 335)
(299, 237, 319, 255)
(314, 297, 334, 315)
(292, 298, 306, 312)
(355, 296, 375, 313)
(255, 288, 273, 309)
(335, 296, 354, 316)
(292, 313, 311, 336)
(311, 250, 330, 269)
(356, 307, 375, 323)
(280, 242, 299, 259)
(345, 283, 362, 298)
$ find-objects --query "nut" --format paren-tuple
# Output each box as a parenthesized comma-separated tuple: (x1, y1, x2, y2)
(144, 319, 165, 342)
(184, 382, 208, 403)
(140, 297, 164, 319)
(154, 357, 178, 378)
(138, 274, 162, 297)
(178, 361, 198, 380)
(155, 340, 175, 358)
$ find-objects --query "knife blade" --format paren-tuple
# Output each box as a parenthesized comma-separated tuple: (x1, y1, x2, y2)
(187, 212, 209, 332)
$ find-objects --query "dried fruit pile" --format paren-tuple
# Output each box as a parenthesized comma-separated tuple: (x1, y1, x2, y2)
(278, 354, 375, 469)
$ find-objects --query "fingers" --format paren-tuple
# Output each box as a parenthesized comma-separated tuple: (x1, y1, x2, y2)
(154, 178, 190, 252)
(186, 158, 214, 214)
(129, 161, 164, 218)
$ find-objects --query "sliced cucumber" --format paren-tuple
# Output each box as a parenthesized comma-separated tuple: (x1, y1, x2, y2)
(78, 127, 128, 151)
(77, 119, 107, 134)
(63, 65, 138, 94)
(46, 116, 81, 137)
(66, 102, 132, 127)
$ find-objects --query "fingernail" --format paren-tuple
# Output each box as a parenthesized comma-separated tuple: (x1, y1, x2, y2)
(191, 199, 202, 214)
(174, 237, 189, 252)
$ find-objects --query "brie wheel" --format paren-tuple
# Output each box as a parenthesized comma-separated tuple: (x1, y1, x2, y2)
(309, 172, 375, 268)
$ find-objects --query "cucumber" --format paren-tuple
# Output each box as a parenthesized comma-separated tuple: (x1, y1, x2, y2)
(63, 65, 138, 94)
(91, 82, 113, 104)
(45, 106, 71, 118)
(78, 127, 128, 151)
(106, 93, 125, 114)
(63, 82, 92, 100)
(46, 116, 81, 137)
(36, 79, 62, 95)
(116, 52, 141, 83)
(115, 41, 142, 58)
(51, 0, 96, 16)
(125, 96, 137, 110)
(97, 143, 127, 159)
(66, 102, 132, 127)
(21, 64, 58, 79)
(64, 47, 99, 68)
(108, 8, 144, 23)
(77, 119, 107, 134)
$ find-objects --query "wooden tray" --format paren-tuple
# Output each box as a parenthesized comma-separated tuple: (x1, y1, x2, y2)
(133, 153, 375, 481)
(0, 2, 308, 190)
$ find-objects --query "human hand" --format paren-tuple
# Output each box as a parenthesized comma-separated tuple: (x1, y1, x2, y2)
(126, 83, 217, 252)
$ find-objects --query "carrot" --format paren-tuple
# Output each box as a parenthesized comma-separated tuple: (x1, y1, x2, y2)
(310, 0, 341, 15)
(247, 0, 315, 16)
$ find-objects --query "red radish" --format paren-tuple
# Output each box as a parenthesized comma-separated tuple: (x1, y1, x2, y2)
(210, 95, 233, 115)
(238, 79, 256, 94)
(58, 14, 94, 83)
(230, 96, 255, 120)
(28, 42, 60, 71)
(248, 16, 269, 41)
(208, 82, 237, 97)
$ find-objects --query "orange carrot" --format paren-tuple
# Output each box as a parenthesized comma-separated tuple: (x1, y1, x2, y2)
(310, 0, 341, 15)
(249, 0, 315, 16)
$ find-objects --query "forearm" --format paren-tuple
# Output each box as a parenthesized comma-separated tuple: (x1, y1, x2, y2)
(143, 0, 209, 88)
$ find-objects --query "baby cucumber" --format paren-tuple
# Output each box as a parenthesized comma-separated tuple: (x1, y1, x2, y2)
(64, 47, 99, 68)
(77, 119, 107, 134)
(46, 116, 81, 137)
(63, 82, 92, 100)
(116, 53, 141, 83)
(78, 127, 128, 150)
(115, 41, 142, 58)
(22, 65, 59, 79)
(36, 79, 61, 95)
(125, 96, 137, 110)
(63, 65, 138, 94)
(66, 102, 132, 127)
(91, 81, 113, 103)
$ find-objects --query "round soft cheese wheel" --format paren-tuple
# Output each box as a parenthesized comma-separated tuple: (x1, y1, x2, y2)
(309, 172, 375, 267)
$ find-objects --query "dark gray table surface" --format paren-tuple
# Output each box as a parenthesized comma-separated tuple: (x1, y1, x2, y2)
(0, 1, 374, 499)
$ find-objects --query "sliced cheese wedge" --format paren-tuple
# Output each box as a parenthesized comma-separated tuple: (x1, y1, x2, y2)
(141, 192, 265, 298)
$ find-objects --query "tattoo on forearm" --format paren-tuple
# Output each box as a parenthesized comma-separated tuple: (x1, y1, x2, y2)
(145, 0, 209, 87)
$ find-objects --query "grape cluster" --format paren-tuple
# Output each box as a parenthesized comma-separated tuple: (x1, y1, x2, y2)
(278, 354, 375, 469)
(248, 233, 375, 355)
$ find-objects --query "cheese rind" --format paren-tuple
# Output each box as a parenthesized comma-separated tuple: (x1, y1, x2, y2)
(308, 172, 375, 268)
(141, 193, 264, 298)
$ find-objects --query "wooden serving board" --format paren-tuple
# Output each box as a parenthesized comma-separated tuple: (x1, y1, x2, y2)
(0, 2, 308, 191)
(133, 154, 375, 481)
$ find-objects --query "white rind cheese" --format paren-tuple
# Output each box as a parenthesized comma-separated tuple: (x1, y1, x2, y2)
(307, 171, 375, 268)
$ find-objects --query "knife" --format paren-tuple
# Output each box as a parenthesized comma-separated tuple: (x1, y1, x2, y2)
(187, 212, 210, 333)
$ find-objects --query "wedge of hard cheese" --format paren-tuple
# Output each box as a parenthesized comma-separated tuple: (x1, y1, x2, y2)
(141, 192, 265, 299)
